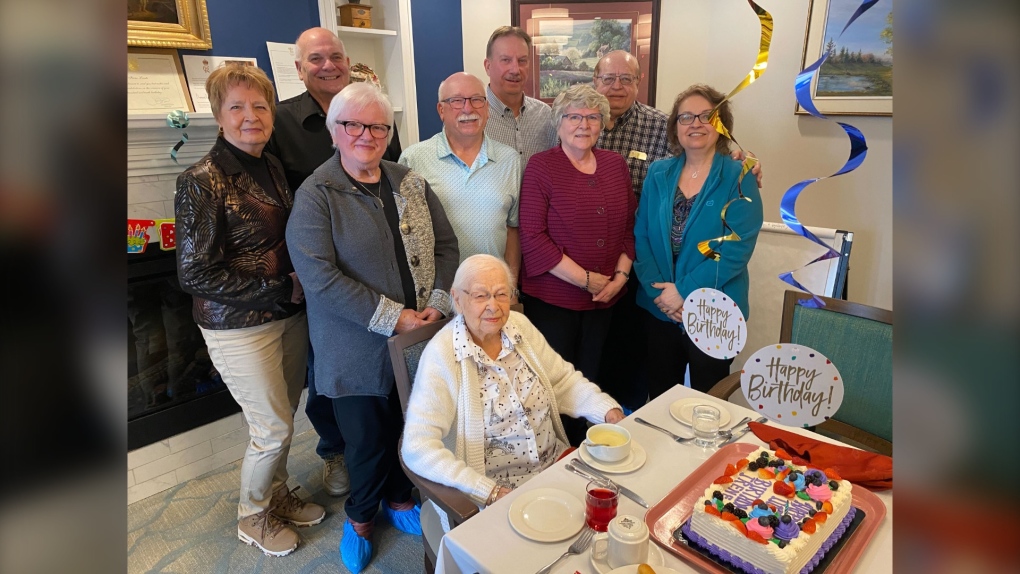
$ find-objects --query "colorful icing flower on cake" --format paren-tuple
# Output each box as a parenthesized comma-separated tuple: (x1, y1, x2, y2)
(748, 502, 772, 519)
(785, 471, 807, 491)
(774, 514, 800, 541)
(806, 482, 833, 502)
(747, 516, 775, 539)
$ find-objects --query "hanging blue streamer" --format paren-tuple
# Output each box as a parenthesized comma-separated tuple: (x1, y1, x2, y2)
(166, 110, 190, 164)
(779, 0, 879, 307)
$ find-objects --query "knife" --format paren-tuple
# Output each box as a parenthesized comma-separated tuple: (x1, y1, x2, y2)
(570, 458, 650, 509)
(719, 416, 768, 446)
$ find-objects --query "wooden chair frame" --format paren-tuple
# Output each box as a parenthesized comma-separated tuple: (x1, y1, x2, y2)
(709, 290, 893, 455)
(387, 319, 480, 573)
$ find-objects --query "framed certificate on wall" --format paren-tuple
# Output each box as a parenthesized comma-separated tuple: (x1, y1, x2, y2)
(128, 49, 194, 115)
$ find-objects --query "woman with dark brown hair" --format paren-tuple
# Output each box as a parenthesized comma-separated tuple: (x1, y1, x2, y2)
(633, 84, 764, 398)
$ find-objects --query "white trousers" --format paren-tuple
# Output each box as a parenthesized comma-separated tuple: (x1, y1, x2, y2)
(200, 312, 308, 519)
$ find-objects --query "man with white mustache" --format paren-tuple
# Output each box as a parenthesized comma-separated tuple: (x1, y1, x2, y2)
(267, 27, 403, 192)
(399, 72, 522, 285)
(481, 27, 557, 172)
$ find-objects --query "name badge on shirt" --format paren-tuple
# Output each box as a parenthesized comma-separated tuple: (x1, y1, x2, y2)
(628, 150, 648, 161)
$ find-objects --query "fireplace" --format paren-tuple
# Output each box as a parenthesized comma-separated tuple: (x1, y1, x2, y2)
(127, 246, 240, 450)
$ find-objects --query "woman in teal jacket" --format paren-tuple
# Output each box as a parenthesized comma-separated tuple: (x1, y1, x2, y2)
(633, 84, 763, 397)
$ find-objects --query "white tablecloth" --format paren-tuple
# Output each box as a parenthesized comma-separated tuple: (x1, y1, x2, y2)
(434, 384, 892, 574)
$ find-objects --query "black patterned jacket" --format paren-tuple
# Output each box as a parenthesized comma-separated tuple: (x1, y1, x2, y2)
(175, 137, 301, 330)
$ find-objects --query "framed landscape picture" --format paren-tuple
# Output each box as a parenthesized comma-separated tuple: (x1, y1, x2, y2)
(128, 0, 212, 49)
(797, 0, 892, 116)
(511, 0, 660, 106)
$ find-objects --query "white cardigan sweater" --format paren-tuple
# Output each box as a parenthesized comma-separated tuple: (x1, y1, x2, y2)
(401, 312, 621, 507)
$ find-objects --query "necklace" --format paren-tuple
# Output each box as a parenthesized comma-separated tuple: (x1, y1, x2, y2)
(349, 175, 382, 200)
(689, 159, 712, 179)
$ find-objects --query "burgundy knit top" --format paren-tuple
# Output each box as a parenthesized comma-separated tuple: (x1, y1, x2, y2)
(519, 146, 636, 310)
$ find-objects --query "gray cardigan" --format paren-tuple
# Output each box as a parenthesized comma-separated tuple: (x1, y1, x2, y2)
(286, 155, 459, 398)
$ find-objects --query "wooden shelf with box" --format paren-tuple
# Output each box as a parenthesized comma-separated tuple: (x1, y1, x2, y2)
(338, 3, 372, 28)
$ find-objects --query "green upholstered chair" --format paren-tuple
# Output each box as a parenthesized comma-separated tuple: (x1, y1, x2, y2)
(387, 318, 479, 574)
(709, 290, 892, 455)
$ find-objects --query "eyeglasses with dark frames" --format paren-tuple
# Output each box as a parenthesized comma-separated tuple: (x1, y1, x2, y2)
(676, 111, 715, 125)
(335, 120, 391, 138)
(441, 96, 487, 109)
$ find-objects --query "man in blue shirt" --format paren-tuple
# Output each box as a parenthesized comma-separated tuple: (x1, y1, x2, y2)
(399, 72, 522, 286)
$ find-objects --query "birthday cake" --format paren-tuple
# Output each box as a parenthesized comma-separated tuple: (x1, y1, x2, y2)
(682, 449, 855, 574)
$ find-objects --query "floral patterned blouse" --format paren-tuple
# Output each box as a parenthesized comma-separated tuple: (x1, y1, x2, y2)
(451, 316, 567, 491)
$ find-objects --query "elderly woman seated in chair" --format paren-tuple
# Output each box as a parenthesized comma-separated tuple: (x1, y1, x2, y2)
(401, 254, 624, 528)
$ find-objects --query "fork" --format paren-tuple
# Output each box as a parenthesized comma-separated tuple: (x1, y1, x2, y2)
(534, 527, 595, 574)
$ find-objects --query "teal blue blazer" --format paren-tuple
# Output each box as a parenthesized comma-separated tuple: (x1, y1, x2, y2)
(633, 153, 763, 323)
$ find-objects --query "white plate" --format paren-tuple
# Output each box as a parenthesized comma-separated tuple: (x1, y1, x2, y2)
(507, 487, 585, 542)
(668, 398, 731, 427)
(578, 441, 647, 474)
(589, 532, 667, 574)
(605, 565, 683, 574)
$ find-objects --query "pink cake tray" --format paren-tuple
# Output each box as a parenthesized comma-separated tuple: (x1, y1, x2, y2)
(645, 442, 887, 573)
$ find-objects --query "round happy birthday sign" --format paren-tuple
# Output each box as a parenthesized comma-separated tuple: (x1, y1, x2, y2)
(683, 288, 747, 360)
(740, 344, 844, 428)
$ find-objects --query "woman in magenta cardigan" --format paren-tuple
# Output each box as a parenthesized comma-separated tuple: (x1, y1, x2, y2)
(519, 84, 636, 444)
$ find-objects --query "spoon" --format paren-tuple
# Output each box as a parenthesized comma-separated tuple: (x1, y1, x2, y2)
(584, 439, 611, 448)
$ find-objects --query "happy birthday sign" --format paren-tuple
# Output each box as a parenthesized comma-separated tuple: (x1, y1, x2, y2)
(683, 288, 747, 360)
(740, 344, 844, 427)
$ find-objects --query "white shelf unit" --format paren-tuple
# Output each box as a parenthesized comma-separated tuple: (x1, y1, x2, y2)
(318, 0, 419, 146)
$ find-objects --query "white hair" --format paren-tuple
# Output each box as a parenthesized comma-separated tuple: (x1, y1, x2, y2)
(325, 82, 394, 144)
(450, 254, 516, 316)
(550, 84, 610, 131)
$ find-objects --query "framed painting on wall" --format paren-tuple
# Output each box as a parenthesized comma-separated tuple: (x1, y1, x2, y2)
(797, 0, 892, 116)
(511, 0, 661, 106)
(128, 0, 213, 49)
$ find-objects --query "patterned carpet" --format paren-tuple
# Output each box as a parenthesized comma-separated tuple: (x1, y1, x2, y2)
(127, 429, 425, 573)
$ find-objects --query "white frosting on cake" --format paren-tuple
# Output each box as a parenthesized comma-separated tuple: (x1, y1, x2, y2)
(689, 450, 853, 574)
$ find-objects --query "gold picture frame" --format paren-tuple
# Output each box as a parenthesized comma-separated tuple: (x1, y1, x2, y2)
(128, 0, 212, 50)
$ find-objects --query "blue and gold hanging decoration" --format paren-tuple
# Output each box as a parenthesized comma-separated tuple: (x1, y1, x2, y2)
(778, 0, 878, 307)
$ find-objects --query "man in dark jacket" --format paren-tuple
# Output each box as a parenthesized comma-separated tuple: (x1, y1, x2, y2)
(265, 26, 403, 500)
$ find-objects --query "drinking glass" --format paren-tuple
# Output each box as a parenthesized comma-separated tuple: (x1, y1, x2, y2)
(692, 404, 722, 447)
(584, 479, 619, 532)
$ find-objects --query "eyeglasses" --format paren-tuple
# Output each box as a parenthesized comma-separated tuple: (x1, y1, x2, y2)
(459, 288, 515, 304)
(596, 74, 636, 86)
(441, 96, 487, 109)
(335, 120, 391, 138)
(561, 113, 603, 127)
(677, 111, 715, 125)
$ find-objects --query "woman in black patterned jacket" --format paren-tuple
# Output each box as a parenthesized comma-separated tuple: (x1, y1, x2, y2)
(174, 63, 322, 558)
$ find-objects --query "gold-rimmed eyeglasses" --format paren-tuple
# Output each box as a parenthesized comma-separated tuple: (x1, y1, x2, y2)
(458, 288, 515, 304)
(561, 113, 603, 127)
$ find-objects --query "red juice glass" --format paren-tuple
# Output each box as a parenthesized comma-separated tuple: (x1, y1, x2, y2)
(585, 479, 619, 532)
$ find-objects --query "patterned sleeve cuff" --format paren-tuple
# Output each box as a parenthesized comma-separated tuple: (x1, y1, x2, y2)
(427, 289, 453, 317)
(368, 295, 404, 336)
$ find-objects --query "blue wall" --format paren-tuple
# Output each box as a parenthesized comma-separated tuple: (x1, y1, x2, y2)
(410, 0, 464, 140)
(179, 0, 321, 97)
(179, 0, 467, 141)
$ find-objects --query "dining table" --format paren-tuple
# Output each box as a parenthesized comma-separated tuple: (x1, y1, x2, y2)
(432, 384, 893, 574)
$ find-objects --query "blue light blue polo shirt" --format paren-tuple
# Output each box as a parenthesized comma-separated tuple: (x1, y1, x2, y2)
(399, 131, 521, 263)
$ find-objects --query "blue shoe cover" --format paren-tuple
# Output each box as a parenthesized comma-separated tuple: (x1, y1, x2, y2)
(383, 503, 423, 536)
(340, 521, 373, 573)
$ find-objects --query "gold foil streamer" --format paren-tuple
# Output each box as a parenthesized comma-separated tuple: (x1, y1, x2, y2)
(697, 0, 772, 261)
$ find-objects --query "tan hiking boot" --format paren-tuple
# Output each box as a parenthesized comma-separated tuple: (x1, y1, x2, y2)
(323, 454, 351, 496)
(237, 510, 299, 557)
(270, 485, 326, 527)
